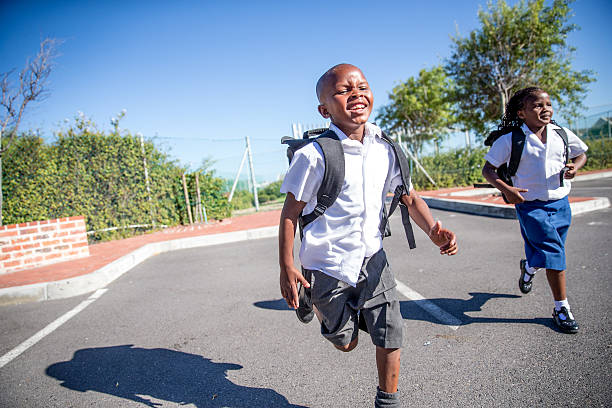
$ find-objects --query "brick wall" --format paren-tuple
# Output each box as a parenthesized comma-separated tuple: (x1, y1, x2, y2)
(0, 216, 89, 275)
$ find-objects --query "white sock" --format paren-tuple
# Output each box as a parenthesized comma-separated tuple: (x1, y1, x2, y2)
(554, 299, 574, 320)
(523, 261, 539, 282)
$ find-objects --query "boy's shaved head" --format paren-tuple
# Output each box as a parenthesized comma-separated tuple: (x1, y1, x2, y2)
(315, 63, 372, 139)
(316, 63, 363, 102)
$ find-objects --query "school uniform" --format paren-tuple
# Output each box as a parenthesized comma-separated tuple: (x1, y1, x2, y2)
(280, 122, 410, 348)
(484, 123, 588, 270)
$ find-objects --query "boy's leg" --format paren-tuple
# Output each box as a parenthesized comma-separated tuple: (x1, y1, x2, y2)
(375, 347, 401, 408)
(358, 250, 403, 405)
(310, 270, 362, 349)
(334, 337, 359, 352)
(376, 347, 400, 392)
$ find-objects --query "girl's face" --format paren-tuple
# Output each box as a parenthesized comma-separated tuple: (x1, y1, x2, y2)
(517, 91, 553, 129)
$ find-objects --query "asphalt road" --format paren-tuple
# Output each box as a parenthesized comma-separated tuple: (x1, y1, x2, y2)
(0, 177, 610, 407)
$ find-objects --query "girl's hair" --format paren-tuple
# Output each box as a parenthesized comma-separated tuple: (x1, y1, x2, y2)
(487, 86, 557, 141)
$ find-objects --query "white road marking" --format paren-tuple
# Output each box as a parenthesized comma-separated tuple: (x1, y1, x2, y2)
(395, 279, 462, 330)
(0, 288, 108, 369)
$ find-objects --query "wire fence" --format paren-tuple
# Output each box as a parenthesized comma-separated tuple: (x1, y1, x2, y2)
(151, 108, 611, 193)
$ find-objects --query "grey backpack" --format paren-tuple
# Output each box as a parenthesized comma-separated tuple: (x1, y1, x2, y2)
(281, 128, 416, 248)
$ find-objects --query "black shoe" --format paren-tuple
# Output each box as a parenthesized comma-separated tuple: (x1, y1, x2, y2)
(518, 259, 535, 294)
(296, 270, 313, 324)
(552, 307, 579, 334)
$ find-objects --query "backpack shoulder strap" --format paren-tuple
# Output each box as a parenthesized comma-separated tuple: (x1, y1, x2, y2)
(300, 130, 345, 228)
(379, 132, 416, 249)
(553, 126, 570, 164)
(281, 136, 311, 164)
(507, 128, 527, 177)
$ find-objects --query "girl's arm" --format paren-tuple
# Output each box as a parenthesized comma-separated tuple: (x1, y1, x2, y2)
(564, 153, 587, 179)
(279, 192, 308, 309)
(482, 161, 528, 204)
(400, 189, 457, 255)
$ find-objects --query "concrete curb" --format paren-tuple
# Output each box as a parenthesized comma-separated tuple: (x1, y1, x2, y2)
(2, 171, 610, 306)
(575, 170, 612, 182)
(0, 226, 279, 306)
(423, 196, 610, 219)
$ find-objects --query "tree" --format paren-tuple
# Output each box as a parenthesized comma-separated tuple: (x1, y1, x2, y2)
(445, 0, 594, 137)
(0, 38, 60, 224)
(376, 66, 455, 157)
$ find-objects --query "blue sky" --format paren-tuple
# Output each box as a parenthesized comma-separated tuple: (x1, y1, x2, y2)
(1, 0, 610, 182)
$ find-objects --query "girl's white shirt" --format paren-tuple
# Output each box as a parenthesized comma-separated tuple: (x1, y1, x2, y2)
(484, 123, 588, 202)
(280, 122, 412, 286)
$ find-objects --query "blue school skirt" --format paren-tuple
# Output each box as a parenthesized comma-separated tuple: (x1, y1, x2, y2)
(515, 196, 571, 271)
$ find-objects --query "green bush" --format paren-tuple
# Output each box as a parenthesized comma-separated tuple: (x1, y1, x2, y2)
(228, 179, 285, 211)
(412, 147, 488, 190)
(2, 116, 230, 242)
(583, 138, 612, 170)
(258, 180, 285, 204)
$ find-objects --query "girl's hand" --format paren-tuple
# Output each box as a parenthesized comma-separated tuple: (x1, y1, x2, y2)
(503, 187, 528, 204)
(428, 221, 458, 255)
(563, 162, 577, 179)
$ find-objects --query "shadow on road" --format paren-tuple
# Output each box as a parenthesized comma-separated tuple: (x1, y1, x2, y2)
(254, 292, 553, 330)
(400, 292, 553, 329)
(253, 298, 291, 311)
(46, 344, 307, 407)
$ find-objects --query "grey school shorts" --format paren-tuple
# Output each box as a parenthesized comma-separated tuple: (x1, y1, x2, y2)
(308, 249, 403, 349)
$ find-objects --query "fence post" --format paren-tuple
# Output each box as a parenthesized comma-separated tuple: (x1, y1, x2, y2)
(182, 173, 193, 225)
(139, 133, 155, 227)
(246, 136, 259, 211)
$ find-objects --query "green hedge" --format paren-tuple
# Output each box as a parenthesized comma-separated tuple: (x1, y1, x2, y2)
(229, 179, 285, 210)
(411, 147, 488, 190)
(2, 117, 230, 241)
(583, 138, 612, 170)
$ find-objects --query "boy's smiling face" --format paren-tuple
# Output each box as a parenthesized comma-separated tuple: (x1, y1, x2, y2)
(317, 64, 373, 138)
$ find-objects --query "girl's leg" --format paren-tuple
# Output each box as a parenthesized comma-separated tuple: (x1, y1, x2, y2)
(376, 347, 400, 392)
(547, 268, 579, 333)
(545, 268, 566, 300)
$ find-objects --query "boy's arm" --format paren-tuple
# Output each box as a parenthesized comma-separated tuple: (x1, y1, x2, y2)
(400, 189, 458, 255)
(482, 161, 528, 204)
(279, 192, 309, 309)
(564, 153, 587, 179)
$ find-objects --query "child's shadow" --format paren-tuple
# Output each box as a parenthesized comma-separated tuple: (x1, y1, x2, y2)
(45, 344, 307, 408)
(253, 299, 292, 311)
(401, 292, 553, 328)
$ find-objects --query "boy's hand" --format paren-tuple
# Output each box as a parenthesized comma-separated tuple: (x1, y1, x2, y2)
(502, 186, 528, 204)
(428, 220, 458, 255)
(280, 265, 310, 309)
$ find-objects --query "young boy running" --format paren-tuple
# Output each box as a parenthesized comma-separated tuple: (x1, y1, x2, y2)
(279, 63, 458, 407)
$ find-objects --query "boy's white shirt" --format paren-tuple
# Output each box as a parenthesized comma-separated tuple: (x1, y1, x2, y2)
(484, 123, 588, 202)
(280, 122, 413, 286)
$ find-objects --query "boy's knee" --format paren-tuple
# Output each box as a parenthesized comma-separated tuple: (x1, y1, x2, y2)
(335, 338, 358, 352)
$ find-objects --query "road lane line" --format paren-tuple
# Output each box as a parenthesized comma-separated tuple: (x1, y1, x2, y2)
(395, 279, 462, 330)
(0, 288, 108, 369)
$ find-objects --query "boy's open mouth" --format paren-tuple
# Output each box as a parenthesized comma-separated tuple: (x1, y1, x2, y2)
(348, 103, 367, 111)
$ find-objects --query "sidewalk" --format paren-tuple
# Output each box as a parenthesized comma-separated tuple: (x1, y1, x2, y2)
(1, 170, 610, 305)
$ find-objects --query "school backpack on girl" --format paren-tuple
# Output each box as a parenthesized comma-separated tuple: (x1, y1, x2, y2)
(281, 128, 416, 248)
(484, 126, 569, 203)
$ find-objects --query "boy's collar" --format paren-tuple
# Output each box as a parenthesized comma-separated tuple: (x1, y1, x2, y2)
(329, 122, 381, 140)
